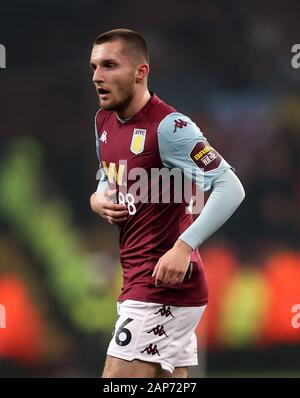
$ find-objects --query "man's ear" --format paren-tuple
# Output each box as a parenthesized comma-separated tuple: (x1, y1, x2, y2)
(136, 64, 149, 83)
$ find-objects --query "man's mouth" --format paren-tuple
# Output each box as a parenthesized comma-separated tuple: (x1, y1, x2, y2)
(97, 88, 110, 95)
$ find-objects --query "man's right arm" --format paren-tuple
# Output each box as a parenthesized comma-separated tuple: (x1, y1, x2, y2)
(90, 120, 128, 224)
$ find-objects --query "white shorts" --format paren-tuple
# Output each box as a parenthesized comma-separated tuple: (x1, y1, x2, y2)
(107, 299, 206, 373)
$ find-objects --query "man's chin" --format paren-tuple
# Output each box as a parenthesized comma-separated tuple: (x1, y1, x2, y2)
(99, 100, 113, 110)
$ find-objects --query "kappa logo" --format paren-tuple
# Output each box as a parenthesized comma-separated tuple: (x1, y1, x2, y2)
(100, 130, 108, 143)
(140, 343, 161, 356)
(130, 128, 146, 154)
(154, 305, 175, 318)
(147, 324, 168, 337)
(173, 118, 191, 133)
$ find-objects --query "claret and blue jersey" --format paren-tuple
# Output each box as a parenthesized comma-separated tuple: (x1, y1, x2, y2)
(95, 92, 231, 307)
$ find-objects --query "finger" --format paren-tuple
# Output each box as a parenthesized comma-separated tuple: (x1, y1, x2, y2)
(155, 268, 165, 287)
(106, 216, 114, 224)
(162, 269, 172, 285)
(111, 214, 129, 222)
(104, 202, 128, 211)
(105, 209, 129, 218)
(152, 261, 160, 277)
(178, 272, 186, 283)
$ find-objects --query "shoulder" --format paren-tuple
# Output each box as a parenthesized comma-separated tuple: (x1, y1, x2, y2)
(158, 112, 205, 142)
(95, 108, 113, 134)
(145, 94, 176, 125)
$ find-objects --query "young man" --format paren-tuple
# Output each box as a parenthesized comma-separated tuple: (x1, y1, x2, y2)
(90, 29, 245, 378)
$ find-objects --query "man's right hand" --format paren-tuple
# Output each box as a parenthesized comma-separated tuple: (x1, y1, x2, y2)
(90, 189, 129, 224)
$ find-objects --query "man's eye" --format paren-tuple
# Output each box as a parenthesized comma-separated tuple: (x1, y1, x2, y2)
(106, 63, 115, 68)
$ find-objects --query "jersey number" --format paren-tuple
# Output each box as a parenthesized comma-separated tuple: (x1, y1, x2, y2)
(115, 318, 134, 346)
(118, 192, 136, 215)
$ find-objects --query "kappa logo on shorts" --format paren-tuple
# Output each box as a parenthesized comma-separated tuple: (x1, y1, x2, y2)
(154, 305, 175, 318)
(147, 324, 168, 337)
(140, 343, 161, 356)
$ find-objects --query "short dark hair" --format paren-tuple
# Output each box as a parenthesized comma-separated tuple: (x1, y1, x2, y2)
(93, 28, 149, 64)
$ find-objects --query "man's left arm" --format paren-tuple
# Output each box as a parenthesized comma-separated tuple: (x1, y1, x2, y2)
(153, 113, 245, 286)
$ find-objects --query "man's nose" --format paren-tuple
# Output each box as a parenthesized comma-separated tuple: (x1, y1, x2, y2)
(92, 66, 104, 84)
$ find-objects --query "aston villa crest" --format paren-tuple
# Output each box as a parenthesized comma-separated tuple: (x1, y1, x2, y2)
(130, 129, 147, 154)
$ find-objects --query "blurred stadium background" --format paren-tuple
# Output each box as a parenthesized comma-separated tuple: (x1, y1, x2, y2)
(0, 0, 300, 378)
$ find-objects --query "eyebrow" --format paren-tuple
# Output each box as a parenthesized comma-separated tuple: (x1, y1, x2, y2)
(90, 58, 119, 67)
(102, 58, 118, 64)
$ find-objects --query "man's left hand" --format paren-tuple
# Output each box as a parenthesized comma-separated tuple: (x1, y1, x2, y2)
(152, 239, 193, 286)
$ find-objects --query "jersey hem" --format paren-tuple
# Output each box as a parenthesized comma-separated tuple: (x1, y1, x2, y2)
(117, 296, 208, 307)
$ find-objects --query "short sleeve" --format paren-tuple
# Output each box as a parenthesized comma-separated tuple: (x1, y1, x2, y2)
(157, 112, 233, 191)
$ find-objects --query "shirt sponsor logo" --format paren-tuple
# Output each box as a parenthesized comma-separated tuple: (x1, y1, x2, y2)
(101, 160, 125, 185)
(193, 145, 212, 161)
(130, 129, 146, 154)
(190, 141, 222, 171)
(201, 151, 217, 166)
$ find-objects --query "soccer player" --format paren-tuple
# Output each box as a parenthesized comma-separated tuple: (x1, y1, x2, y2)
(90, 29, 245, 378)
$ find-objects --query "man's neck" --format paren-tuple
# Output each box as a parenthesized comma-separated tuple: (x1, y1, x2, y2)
(116, 89, 151, 120)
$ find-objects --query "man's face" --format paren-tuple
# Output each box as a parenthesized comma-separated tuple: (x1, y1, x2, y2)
(90, 40, 137, 112)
